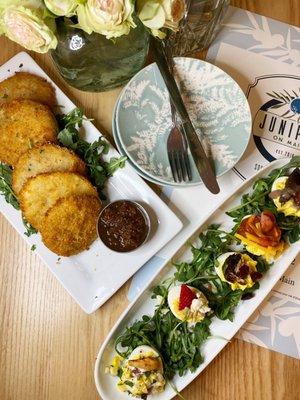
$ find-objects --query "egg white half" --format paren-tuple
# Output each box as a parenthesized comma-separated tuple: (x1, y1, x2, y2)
(167, 285, 210, 322)
(272, 176, 300, 217)
(128, 345, 160, 361)
(215, 252, 257, 291)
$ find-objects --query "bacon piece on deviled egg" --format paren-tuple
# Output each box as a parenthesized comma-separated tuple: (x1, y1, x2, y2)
(114, 345, 165, 398)
(235, 210, 285, 262)
(270, 168, 300, 217)
(168, 284, 211, 323)
(215, 252, 261, 291)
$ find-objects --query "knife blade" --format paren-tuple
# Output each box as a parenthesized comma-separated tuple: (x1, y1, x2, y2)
(151, 37, 220, 194)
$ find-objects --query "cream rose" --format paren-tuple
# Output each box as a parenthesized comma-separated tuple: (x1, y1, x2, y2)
(76, 0, 135, 39)
(44, 0, 79, 17)
(137, 0, 185, 38)
(0, 5, 57, 53)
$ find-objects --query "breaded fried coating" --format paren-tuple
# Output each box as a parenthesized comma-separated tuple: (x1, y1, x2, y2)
(19, 171, 98, 230)
(0, 72, 56, 109)
(0, 99, 58, 166)
(12, 144, 86, 194)
(40, 194, 102, 256)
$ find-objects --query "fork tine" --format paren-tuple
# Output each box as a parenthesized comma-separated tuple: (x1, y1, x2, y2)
(174, 151, 183, 182)
(168, 150, 179, 182)
(178, 152, 188, 182)
(184, 152, 192, 181)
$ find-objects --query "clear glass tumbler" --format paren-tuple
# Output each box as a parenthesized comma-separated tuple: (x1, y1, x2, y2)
(167, 0, 230, 56)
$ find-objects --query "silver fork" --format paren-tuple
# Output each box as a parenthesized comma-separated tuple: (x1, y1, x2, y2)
(165, 47, 192, 183)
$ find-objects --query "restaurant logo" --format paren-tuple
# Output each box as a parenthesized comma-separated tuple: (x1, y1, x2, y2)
(247, 75, 300, 162)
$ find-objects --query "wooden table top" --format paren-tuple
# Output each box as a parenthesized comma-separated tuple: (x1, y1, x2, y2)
(0, 1, 299, 400)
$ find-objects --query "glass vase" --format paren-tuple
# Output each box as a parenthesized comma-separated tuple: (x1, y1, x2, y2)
(167, 0, 230, 56)
(51, 18, 150, 92)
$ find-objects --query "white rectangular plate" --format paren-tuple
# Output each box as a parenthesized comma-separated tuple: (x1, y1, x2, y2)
(95, 159, 300, 399)
(0, 52, 183, 314)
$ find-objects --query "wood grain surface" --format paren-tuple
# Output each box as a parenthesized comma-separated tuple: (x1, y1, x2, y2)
(0, 1, 299, 400)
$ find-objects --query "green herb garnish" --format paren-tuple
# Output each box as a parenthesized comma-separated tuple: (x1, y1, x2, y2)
(0, 163, 20, 210)
(227, 156, 300, 243)
(30, 244, 36, 251)
(124, 380, 134, 387)
(114, 157, 300, 387)
(115, 225, 265, 380)
(0, 164, 37, 236)
(23, 217, 38, 237)
(57, 108, 126, 198)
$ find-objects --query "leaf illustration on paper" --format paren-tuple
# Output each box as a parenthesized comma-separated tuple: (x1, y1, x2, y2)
(223, 23, 252, 30)
(260, 297, 288, 317)
(259, 50, 288, 57)
(237, 329, 268, 348)
(248, 309, 260, 323)
(278, 316, 300, 358)
(225, 12, 284, 51)
(223, 12, 300, 65)
(244, 322, 269, 332)
(276, 29, 300, 66)
(272, 307, 300, 316)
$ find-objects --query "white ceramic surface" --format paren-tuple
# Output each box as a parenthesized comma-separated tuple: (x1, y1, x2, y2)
(95, 159, 300, 399)
(0, 52, 183, 314)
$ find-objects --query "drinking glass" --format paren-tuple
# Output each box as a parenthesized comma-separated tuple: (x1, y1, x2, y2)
(167, 0, 230, 56)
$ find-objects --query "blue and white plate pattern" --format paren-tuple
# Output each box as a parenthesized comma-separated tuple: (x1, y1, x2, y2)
(116, 57, 252, 185)
(113, 97, 192, 186)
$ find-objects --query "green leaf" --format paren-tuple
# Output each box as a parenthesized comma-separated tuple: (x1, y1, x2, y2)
(23, 218, 38, 237)
(105, 156, 127, 175)
(57, 108, 127, 198)
(124, 380, 134, 387)
(0, 163, 20, 210)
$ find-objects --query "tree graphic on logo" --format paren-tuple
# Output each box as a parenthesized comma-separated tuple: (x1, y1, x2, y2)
(267, 88, 300, 123)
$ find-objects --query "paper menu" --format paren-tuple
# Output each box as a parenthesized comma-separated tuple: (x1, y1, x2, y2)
(205, 6, 300, 359)
(207, 42, 300, 179)
(128, 6, 300, 359)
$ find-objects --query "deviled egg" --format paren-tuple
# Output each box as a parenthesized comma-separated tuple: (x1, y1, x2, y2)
(168, 284, 211, 323)
(215, 252, 262, 291)
(115, 345, 165, 398)
(270, 168, 300, 217)
(235, 211, 285, 262)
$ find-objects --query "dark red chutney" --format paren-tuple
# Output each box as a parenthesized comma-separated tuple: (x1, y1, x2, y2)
(97, 200, 149, 252)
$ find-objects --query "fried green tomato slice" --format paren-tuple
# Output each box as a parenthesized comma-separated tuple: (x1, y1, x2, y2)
(19, 171, 98, 230)
(0, 99, 58, 166)
(0, 72, 56, 109)
(40, 194, 102, 256)
(12, 144, 87, 195)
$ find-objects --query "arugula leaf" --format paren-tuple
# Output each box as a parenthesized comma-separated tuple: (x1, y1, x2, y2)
(113, 159, 300, 386)
(115, 224, 273, 380)
(214, 290, 242, 321)
(0, 164, 20, 210)
(124, 380, 134, 387)
(115, 308, 211, 380)
(56, 107, 85, 130)
(227, 156, 300, 243)
(57, 108, 127, 198)
(23, 217, 38, 237)
(0, 164, 37, 236)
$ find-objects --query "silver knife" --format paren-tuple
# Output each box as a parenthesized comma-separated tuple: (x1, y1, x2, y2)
(151, 37, 220, 194)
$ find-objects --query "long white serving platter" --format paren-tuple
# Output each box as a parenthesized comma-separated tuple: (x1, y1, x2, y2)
(94, 158, 300, 399)
(0, 52, 183, 314)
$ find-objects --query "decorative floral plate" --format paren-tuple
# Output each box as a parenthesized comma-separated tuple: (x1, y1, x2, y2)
(113, 98, 185, 186)
(115, 57, 252, 185)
